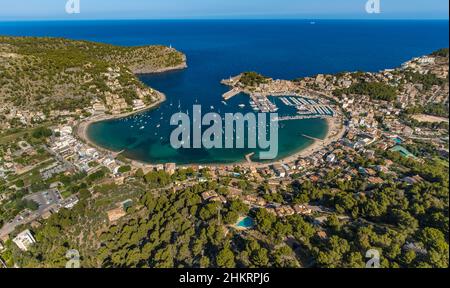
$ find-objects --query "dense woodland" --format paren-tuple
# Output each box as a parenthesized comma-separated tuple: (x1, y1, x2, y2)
(239, 72, 270, 87)
(2, 145, 448, 268)
(0, 36, 185, 111)
(0, 42, 448, 268)
(334, 82, 398, 102)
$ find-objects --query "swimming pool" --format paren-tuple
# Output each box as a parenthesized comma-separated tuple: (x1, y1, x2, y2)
(394, 137, 403, 144)
(236, 217, 254, 229)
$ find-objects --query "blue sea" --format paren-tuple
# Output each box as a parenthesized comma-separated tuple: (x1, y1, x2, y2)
(1, 20, 448, 164)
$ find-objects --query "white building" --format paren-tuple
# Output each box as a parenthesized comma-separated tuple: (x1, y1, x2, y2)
(417, 56, 435, 65)
(13, 230, 36, 251)
(272, 165, 286, 178)
(326, 153, 336, 163)
(132, 99, 146, 111)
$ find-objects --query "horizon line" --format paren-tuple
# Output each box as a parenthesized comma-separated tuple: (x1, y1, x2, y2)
(1, 17, 449, 22)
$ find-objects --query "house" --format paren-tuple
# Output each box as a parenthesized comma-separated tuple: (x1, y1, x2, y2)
(417, 56, 435, 65)
(310, 175, 320, 182)
(201, 190, 219, 201)
(317, 231, 328, 240)
(61, 196, 79, 209)
(326, 153, 336, 163)
(164, 163, 176, 175)
(358, 167, 368, 176)
(92, 103, 107, 114)
(13, 230, 36, 251)
(364, 150, 376, 159)
(209, 195, 227, 204)
(366, 168, 377, 176)
(375, 165, 389, 173)
(272, 164, 286, 178)
(402, 175, 424, 185)
(368, 177, 384, 185)
(132, 99, 146, 111)
(293, 204, 313, 215)
(226, 187, 243, 200)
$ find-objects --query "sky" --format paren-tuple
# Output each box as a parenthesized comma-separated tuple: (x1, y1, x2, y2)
(0, 0, 448, 21)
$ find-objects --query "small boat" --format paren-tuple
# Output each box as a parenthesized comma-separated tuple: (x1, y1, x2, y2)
(238, 104, 245, 108)
(222, 101, 228, 106)
(156, 124, 161, 128)
(210, 106, 215, 110)
(140, 126, 145, 130)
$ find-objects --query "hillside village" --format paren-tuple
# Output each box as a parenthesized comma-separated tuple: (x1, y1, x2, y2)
(0, 44, 448, 268)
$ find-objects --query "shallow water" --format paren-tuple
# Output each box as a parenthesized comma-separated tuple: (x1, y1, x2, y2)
(2, 20, 447, 164)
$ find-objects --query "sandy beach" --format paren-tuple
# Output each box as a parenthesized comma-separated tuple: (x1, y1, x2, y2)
(247, 115, 346, 169)
(75, 91, 166, 156)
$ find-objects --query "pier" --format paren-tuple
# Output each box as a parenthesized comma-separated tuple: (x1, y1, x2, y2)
(250, 95, 278, 113)
(276, 115, 331, 122)
(245, 152, 255, 163)
(222, 88, 242, 100)
(221, 82, 336, 120)
(301, 134, 325, 143)
(279, 97, 335, 116)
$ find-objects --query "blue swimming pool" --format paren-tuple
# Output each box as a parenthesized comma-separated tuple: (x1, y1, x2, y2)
(236, 217, 254, 228)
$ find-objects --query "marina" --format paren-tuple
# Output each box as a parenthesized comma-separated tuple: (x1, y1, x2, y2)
(276, 114, 332, 122)
(278, 96, 335, 117)
(222, 88, 335, 118)
(221, 74, 335, 119)
(249, 95, 279, 113)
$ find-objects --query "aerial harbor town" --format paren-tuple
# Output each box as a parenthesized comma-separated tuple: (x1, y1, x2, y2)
(0, 33, 448, 269)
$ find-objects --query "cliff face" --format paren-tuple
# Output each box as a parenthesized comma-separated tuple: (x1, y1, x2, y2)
(0, 37, 187, 113)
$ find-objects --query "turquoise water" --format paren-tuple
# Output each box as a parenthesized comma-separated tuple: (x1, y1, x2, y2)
(236, 217, 254, 228)
(2, 20, 447, 164)
(394, 137, 403, 144)
(86, 97, 327, 164)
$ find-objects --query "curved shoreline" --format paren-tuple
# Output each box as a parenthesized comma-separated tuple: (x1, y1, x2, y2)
(76, 65, 345, 168)
(76, 91, 167, 156)
(77, 103, 345, 169)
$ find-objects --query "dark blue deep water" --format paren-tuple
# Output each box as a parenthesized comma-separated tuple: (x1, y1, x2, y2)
(1, 20, 448, 164)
